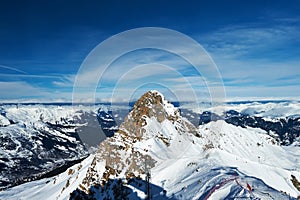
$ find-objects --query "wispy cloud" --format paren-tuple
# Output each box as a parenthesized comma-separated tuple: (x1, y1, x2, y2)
(52, 74, 75, 87)
(193, 23, 300, 99)
(0, 64, 75, 101)
(71, 28, 225, 103)
(226, 85, 300, 98)
(0, 64, 27, 74)
(1, 22, 300, 102)
(201, 25, 300, 59)
(0, 81, 49, 99)
(0, 73, 64, 79)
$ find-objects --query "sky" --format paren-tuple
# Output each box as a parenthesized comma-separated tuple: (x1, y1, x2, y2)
(0, 0, 300, 102)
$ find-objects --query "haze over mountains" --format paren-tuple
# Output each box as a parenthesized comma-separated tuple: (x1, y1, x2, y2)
(0, 91, 299, 199)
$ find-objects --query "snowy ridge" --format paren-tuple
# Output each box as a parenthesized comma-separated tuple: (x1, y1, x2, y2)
(0, 104, 94, 189)
(150, 90, 178, 117)
(0, 91, 299, 199)
(71, 91, 198, 197)
(200, 121, 300, 197)
(0, 115, 10, 126)
(182, 100, 300, 119)
(0, 155, 95, 200)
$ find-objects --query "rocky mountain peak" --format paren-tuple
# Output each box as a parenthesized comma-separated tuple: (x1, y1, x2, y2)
(75, 91, 197, 196)
(118, 90, 180, 139)
(132, 90, 179, 122)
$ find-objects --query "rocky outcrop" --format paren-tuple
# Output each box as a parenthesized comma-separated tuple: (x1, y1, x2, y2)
(76, 90, 198, 197)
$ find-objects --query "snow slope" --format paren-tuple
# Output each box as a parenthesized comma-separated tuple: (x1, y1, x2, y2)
(182, 100, 300, 119)
(0, 104, 95, 189)
(0, 91, 299, 199)
(0, 154, 95, 200)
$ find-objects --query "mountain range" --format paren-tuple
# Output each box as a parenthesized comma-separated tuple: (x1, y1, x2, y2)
(0, 91, 299, 199)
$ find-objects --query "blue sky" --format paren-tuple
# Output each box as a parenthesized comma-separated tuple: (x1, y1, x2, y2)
(0, 0, 300, 102)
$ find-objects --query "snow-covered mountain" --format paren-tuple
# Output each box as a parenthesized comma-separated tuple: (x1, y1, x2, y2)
(0, 105, 93, 189)
(0, 91, 300, 199)
(180, 101, 300, 146)
(196, 109, 300, 146)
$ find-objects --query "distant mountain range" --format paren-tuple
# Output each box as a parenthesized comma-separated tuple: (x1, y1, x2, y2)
(0, 91, 299, 199)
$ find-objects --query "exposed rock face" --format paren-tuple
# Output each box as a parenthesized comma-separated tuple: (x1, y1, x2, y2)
(96, 107, 118, 137)
(75, 90, 198, 196)
(3, 94, 300, 199)
(118, 90, 181, 139)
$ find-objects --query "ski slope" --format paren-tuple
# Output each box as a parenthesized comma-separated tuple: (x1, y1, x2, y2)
(0, 91, 299, 199)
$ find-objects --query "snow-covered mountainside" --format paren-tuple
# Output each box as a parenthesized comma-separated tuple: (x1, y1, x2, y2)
(182, 100, 300, 119)
(0, 91, 300, 199)
(0, 104, 94, 189)
(197, 109, 300, 145)
(181, 101, 300, 145)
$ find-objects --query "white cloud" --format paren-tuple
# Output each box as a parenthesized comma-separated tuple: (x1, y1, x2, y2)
(225, 85, 300, 99)
(193, 24, 300, 96)
(0, 81, 75, 102)
(2, 26, 299, 102)
(201, 25, 299, 58)
(52, 74, 75, 87)
(77, 28, 219, 77)
(0, 81, 49, 100)
(72, 28, 224, 104)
